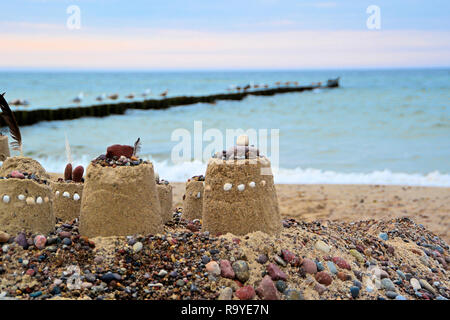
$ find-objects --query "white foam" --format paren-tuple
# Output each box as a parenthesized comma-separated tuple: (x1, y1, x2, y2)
(33, 156, 450, 187)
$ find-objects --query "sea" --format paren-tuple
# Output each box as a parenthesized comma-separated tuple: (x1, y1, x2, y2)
(0, 69, 449, 186)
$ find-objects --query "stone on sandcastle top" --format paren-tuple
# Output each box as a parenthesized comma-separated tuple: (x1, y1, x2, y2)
(91, 138, 147, 168)
(0, 156, 50, 180)
(60, 163, 85, 183)
(213, 135, 261, 161)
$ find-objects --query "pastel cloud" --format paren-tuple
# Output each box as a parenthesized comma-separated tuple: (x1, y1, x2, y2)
(1, 23, 449, 69)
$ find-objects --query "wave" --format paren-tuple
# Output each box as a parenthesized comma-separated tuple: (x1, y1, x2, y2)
(29, 155, 450, 187)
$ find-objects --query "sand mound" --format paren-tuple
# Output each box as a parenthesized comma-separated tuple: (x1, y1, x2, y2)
(79, 162, 163, 237)
(0, 156, 50, 179)
(0, 179, 54, 234)
(157, 183, 173, 224)
(202, 156, 282, 236)
(182, 180, 204, 221)
(51, 181, 83, 222)
(0, 136, 10, 161)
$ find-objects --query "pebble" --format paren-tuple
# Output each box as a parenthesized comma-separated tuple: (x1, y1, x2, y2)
(353, 280, 362, 289)
(275, 280, 287, 293)
(386, 291, 398, 299)
(395, 295, 407, 300)
(219, 260, 235, 279)
(256, 254, 268, 264)
(218, 287, 233, 300)
(232, 260, 250, 283)
(332, 257, 351, 270)
(419, 279, 436, 295)
(101, 272, 121, 283)
(379, 232, 388, 241)
(302, 258, 318, 274)
(176, 279, 185, 287)
(15, 233, 28, 248)
(266, 263, 287, 281)
(274, 255, 287, 267)
(62, 238, 72, 246)
(205, 261, 221, 277)
(314, 283, 327, 295)
(315, 261, 325, 272)
(33, 235, 47, 249)
(396, 270, 406, 280)
(315, 272, 332, 286)
(30, 291, 42, 298)
(281, 249, 301, 266)
(285, 289, 304, 300)
(350, 286, 360, 298)
(158, 270, 168, 277)
(0, 232, 10, 243)
(201, 255, 211, 264)
(256, 275, 279, 300)
(11, 171, 25, 179)
(381, 278, 396, 292)
(349, 249, 364, 263)
(132, 242, 143, 253)
(235, 285, 255, 300)
(327, 261, 338, 274)
(315, 240, 331, 253)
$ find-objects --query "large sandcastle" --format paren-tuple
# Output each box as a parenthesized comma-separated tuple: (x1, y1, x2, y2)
(155, 175, 173, 224)
(202, 135, 282, 236)
(182, 175, 204, 221)
(79, 143, 163, 237)
(0, 158, 55, 234)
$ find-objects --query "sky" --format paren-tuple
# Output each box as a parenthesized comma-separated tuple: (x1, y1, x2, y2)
(1, 0, 449, 70)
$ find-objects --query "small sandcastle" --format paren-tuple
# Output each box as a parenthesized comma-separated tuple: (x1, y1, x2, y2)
(202, 135, 282, 236)
(182, 175, 205, 221)
(79, 139, 163, 237)
(0, 134, 10, 161)
(0, 93, 55, 234)
(51, 136, 84, 222)
(155, 173, 173, 224)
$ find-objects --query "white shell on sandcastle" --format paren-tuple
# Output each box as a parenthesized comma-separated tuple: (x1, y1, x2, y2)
(156, 183, 173, 224)
(202, 156, 282, 236)
(51, 182, 84, 222)
(182, 179, 204, 221)
(2, 195, 10, 203)
(0, 179, 55, 234)
(79, 162, 163, 237)
(36, 197, 43, 204)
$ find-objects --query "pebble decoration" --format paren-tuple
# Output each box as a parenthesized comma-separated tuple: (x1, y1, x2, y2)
(36, 197, 43, 204)
(55, 191, 60, 197)
(2, 195, 10, 203)
(26, 197, 35, 205)
(237, 184, 245, 192)
(223, 183, 232, 191)
(196, 192, 201, 199)
(73, 193, 80, 201)
(44, 197, 49, 203)
(63, 191, 70, 198)
(260, 180, 266, 187)
(18, 194, 25, 201)
(249, 181, 256, 188)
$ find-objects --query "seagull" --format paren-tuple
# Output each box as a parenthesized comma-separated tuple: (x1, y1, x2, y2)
(96, 93, 106, 101)
(125, 93, 135, 99)
(72, 92, 83, 104)
(159, 90, 168, 98)
(141, 89, 151, 97)
(108, 93, 119, 100)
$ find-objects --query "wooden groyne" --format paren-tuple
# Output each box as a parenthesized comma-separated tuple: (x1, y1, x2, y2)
(1, 81, 339, 127)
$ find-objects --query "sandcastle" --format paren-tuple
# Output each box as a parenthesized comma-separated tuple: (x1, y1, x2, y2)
(202, 135, 282, 236)
(0, 135, 10, 161)
(182, 175, 205, 221)
(51, 181, 83, 221)
(79, 141, 163, 237)
(0, 159, 55, 234)
(155, 173, 173, 224)
(0, 156, 50, 179)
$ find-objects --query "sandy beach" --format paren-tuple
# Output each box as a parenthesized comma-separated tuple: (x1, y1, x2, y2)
(172, 183, 450, 243)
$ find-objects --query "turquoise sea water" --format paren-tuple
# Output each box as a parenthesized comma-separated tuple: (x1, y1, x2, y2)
(0, 69, 449, 185)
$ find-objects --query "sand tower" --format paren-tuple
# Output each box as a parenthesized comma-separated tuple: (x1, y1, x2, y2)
(79, 142, 163, 237)
(182, 175, 205, 221)
(202, 135, 282, 236)
(0, 159, 55, 234)
(51, 164, 84, 222)
(0, 135, 10, 161)
(155, 173, 173, 224)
